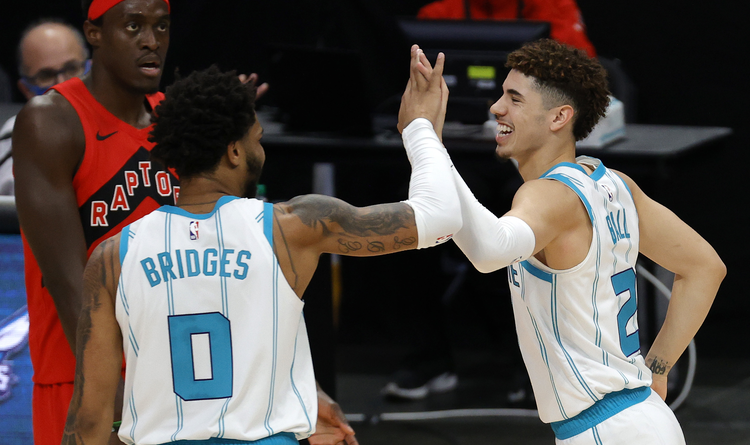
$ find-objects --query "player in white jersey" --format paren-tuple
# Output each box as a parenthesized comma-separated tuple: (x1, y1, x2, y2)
(414, 39, 725, 443)
(62, 50, 460, 445)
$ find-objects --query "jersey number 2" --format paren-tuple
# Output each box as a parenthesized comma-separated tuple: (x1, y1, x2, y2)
(168, 312, 233, 401)
(612, 268, 640, 357)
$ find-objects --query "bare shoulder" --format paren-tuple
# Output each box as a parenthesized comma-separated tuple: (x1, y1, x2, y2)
(610, 169, 652, 211)
(13, 91, 84, 161)
(16, 91, 80, 132)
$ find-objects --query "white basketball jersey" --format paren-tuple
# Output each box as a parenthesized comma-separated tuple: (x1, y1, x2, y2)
(116, 196, 316, 444)
(507, 156, 651, 423)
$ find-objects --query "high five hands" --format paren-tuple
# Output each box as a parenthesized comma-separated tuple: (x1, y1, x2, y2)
(397, 44, 449, 141)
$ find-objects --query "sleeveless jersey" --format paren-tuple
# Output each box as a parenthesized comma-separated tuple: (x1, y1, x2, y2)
(23, 77, 178, 384)
(506, 156, 651, 423)
(116, 197, 316, 444)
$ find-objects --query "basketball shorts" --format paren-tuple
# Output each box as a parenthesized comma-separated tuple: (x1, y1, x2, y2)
(32, 381, 75, 445)
(555, 388, 685, 445)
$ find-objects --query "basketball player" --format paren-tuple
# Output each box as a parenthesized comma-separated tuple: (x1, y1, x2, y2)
(62, 49, 457, 444)
(12, 1, 271, 444)
(417, 40, 725, 443)
(13, 1, 174, 443)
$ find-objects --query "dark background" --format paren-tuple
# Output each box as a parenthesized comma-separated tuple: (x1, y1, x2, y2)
(1, 0, 747, 362)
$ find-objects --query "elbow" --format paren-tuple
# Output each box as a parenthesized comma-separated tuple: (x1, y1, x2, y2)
(702, 248, 727, 286)
(470, 256, 504, 274)
(475, 263, 499, 274)
(710, 255, 727, 285)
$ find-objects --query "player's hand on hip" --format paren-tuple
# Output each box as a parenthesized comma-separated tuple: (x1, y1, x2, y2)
(397, 44, 448, 136)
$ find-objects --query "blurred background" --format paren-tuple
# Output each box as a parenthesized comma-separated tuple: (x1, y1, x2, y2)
(1, 1, 748, 443)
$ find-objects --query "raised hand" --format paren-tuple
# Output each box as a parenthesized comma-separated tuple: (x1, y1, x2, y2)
(238, 73, 270, 99)
(397, 44, 449, 137)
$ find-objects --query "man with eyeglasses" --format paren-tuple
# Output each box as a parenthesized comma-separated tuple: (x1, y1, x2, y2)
(0, 19, 90, 196)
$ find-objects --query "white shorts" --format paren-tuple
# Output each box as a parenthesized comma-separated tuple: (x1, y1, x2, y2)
(555, 389, 685, 445)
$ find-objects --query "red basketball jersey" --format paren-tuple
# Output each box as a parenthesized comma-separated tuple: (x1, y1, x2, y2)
(23, 77, 179, 384)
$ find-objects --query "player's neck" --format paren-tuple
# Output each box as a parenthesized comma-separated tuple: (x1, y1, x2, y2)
(175, 176, 242, 214)
(83, 69, 153, 129)
(516, 145, 577, 181)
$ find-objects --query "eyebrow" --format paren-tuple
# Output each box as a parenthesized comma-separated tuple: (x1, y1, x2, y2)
(506, 88, 524, 98)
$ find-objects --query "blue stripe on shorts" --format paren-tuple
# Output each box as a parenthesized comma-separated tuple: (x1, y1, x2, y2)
(550, 386, 651, 440)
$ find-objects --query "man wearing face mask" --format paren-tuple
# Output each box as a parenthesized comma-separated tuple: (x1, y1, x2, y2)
(0, 19, 90, 196)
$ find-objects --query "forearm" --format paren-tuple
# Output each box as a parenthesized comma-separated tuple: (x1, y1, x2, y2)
(401, 118, 461, 248)
(645, 268, 724, 376)
(451, 168, 535, 273)
(19, 200, 87, 351)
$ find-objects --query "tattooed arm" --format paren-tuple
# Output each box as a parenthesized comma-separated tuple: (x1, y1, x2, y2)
(617, 170, 725, 401)
(62, 235, 124, 445)
(272, 196, 418, 297)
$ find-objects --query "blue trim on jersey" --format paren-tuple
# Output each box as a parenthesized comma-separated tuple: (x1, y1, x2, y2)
(540, 162, 588, 178)
(263, 202, 274, 247)
(591, 194, 604, 365)
(128, 324, 140, 357)
(119, 275, 130, 316)
(549, 275, 598, 403)
(171, 396, 184, 441)
(215, 211, 229, 317)
(128, 388, 138, 441)
(158, 196, 240, 219)
(593, 425, 603, 445)
(588, 161, 607, 182)
(610, 169, 633, 199)
(545, 173, 594, 225)
(550, 386, 651, 440)
(290, 331, 314, 435)
(120, 224, 131, 265)
(165, 213, 175, 316)
(520, 260, 552, 283)
(527, 307, 568, 419)
(218, 398, 231, 438)
(157, 432, 298, 445)
(264, 260, 281, 436)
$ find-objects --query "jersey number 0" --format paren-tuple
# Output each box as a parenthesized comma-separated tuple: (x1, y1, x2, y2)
(168, 312, 234, 401)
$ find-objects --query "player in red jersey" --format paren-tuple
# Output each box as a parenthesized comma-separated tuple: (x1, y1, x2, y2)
(13, 1, 350, 444)
(13, 1, 174, 443)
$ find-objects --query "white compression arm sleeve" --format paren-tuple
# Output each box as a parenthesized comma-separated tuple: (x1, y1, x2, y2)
(451, 167, 536, 273)
(401, 118, 462, 249)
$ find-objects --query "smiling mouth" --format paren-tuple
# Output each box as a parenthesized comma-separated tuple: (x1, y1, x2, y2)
(497, 123, 513, 137)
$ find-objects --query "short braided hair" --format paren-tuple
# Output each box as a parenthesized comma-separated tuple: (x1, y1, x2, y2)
(149, 65, 256, 178)
(506, 39, 610, 141)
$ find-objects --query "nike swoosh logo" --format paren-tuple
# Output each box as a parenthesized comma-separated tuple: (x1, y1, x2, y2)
(96, 131, 118, 141)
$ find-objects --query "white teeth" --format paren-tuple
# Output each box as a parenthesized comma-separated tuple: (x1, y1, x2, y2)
(497, 124, 513, 135)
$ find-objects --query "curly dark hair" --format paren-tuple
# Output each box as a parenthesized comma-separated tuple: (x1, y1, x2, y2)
(506, 39, 610, 141)
(149, 65, 257, 178)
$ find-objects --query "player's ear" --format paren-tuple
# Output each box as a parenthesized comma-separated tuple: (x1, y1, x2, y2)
(550, 104, 575, 132)
(83, 20, 102, 49)
(226, 141, 241, 167)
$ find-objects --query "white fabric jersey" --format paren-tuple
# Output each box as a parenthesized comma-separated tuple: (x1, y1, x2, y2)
(116, 196, 316, 445)
(508, 156, 651, 423)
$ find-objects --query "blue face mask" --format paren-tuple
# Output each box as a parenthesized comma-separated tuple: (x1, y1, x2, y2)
(20, 59, 92, 96)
